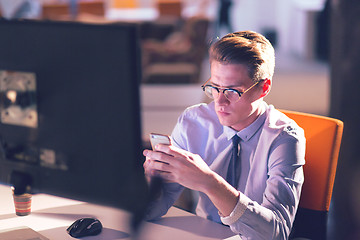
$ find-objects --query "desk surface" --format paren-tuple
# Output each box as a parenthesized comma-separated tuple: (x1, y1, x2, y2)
(0, 185, 238, 240)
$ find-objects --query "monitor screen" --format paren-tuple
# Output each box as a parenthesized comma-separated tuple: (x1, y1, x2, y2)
(0, 19, 149, 217)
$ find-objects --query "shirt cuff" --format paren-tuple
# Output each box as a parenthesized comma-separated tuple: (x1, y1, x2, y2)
(220, 192, 250, 225)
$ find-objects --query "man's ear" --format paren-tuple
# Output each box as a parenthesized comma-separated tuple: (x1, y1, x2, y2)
(260, 78, 271, 98)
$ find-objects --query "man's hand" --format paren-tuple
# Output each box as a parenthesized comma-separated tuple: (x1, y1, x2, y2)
(143, 144, 240, 217)
(143, 144, 213, 192)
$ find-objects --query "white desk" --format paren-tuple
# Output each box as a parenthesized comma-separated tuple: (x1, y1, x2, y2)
(106, 8, 159, 22)
(0, 185, 238, 240)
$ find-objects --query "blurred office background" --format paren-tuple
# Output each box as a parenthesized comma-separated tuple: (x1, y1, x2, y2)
(0, 0, 359, 239)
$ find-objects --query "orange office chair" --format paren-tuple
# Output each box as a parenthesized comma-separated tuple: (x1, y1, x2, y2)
(280, 110, 344, 240)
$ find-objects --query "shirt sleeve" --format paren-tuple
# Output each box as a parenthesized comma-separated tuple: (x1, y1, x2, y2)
(220, 193, 251, 225)
(224, 132, 305, 239)
(144, 182, 184, 221)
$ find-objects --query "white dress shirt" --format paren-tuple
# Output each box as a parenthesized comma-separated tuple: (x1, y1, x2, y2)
(146, 101, 305, 240)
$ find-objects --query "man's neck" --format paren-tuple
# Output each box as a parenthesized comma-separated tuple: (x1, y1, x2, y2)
(230, 102, 265, 132)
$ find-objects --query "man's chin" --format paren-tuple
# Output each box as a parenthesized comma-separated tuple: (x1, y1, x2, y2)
(217, 117, 233, 127)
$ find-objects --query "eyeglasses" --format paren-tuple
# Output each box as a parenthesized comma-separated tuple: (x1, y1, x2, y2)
(201, 79, 262, 103)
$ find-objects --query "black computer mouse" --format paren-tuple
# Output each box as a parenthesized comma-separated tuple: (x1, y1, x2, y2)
(67, 217, 103, 238)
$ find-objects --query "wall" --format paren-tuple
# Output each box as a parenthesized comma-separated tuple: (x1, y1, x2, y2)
(329, 0, 360, 239)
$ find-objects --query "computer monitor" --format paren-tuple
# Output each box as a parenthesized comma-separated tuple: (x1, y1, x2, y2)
(0, 19, 149, 218)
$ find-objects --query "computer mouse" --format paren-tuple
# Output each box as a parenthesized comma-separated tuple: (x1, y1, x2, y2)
(67, 217, 103, 238)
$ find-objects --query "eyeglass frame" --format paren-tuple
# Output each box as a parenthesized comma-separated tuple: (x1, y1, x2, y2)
(201, 78, 264, 102)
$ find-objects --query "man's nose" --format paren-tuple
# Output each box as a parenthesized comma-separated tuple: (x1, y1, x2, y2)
(215, 91, 229, 105)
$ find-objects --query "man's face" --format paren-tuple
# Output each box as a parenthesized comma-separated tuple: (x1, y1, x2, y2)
(210, 61, 264, 131)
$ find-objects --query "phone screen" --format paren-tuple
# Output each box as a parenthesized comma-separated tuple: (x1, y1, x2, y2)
(149, 133, 171, 150)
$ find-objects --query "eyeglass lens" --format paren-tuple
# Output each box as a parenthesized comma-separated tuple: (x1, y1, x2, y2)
(204, 86, 240, 102)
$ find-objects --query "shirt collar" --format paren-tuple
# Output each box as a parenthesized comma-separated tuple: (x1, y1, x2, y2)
(223, 103, 268, 142)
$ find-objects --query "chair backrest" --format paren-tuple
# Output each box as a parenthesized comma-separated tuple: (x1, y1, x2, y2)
(157, 0, 182, 18)
(42, 1, 104, 20)
(280, 110, 343, 239)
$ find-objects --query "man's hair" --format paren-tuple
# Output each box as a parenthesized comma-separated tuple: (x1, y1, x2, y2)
(209, 31, 275, 82)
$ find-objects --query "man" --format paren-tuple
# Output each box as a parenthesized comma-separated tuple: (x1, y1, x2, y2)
(0, 0, 40, 19)
(143, 31, 305, 239)
(218, 0, 233, 34)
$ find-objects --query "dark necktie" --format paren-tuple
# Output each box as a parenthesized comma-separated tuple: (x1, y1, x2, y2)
(226, 135, 241, 188)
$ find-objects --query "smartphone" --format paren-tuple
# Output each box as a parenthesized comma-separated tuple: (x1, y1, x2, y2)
(149, 133, 171, 150)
